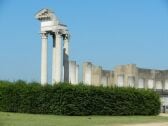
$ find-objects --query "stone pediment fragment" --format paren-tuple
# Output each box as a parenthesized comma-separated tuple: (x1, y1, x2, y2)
(35, 8, 58, 22)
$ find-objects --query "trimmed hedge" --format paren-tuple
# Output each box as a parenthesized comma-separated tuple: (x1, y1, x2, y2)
(0, 80, 160, 115)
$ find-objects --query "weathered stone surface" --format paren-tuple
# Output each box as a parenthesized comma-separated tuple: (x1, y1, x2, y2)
(82, 63, 168, 90)
(82, 63, 168, 111)
(36, 9, 79, 84)
(83, 62, 92, 85)
(69, 61, 79, 84)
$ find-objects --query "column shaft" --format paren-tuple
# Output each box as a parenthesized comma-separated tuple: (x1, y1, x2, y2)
(76, 64, 79, 84)
(41, 32, 48, 85)
(69, 61, 76, 84)
(63, 35, 69, 82)
(52, 34, 56, 84)
(55, 33, 62, 83)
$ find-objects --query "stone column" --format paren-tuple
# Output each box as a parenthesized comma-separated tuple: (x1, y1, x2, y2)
(91, 65, 102, 86)
(83, 62, 92, 85)
(69, 61, 76, 84)
(76, 64, 79, 84)
(63, 34, 69, 82)
(52, 32, 62, 84)
(52, 34, 56, 84)
(41, 32, 48, 85)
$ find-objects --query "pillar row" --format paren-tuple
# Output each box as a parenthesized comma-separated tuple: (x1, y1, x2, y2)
(40, 31, 71, 85)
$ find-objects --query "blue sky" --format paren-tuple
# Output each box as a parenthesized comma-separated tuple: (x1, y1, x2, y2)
(0, 0, 168, 82)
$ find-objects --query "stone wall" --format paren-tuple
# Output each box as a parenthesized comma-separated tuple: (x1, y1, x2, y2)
(69, 60, 79, 84)
(82, 62, 168, 90)
(83, 62, 113, 86)
(82, 62, 168, 111)
(113, 64, 137, 87)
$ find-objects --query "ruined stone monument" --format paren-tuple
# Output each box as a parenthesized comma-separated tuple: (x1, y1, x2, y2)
(35, 9, 168, 112)
(35, 9, 79, 85)
(83, 62, 168, 90)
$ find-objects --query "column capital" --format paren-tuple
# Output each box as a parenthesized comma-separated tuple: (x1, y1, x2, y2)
(63, 34, 70, 40)
(41, 32, 48, 39)
(54, 31, 62, 38)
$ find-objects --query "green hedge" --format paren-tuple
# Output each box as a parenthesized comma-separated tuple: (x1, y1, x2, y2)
(0, 80, 160, 115)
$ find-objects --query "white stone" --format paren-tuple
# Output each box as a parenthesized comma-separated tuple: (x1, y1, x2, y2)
(148, 79, 154, 89)
(35, 9, 68, 34)
(162, 97, 168, 106)
(36, 9, 70, 85)
(55, 33, 62, 83)
(117, 75, 124, 87)
(40, 32, 48, 85)
(83, 62, 92, 85)
(41, 21, 55, 27)
(156, 81, 162, 90)
(63, 35, 69, 82)
(101, 76, 107, 86)
(165, 80, 168, 90)
(52, 34, 56, 84)
(76, 64, 79, 84)
(69, 61, 76, 84)
(138, 78, 144, 88)
(128, 76, 135, 87)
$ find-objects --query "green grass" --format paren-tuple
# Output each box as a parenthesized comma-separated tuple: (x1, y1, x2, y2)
(0, 112, 168, 126)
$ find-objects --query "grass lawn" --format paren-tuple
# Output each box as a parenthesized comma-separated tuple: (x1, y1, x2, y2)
(0, 112, 168, 126)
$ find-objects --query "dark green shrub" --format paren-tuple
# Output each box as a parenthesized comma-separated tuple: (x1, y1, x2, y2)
(0, 81, 160, 115)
